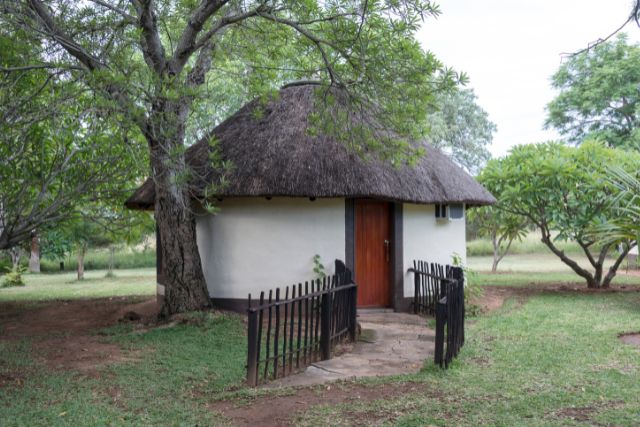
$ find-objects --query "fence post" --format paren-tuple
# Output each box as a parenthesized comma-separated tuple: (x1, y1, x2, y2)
(434, 298, 446, 368)
(246, 309, 259, 386)
(320, 291, 333, 360)
(413, 269, 419, 314)
(348, 285, 357, 341)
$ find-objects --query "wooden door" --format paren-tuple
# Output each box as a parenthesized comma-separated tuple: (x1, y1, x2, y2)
(355, 200, 392, 307)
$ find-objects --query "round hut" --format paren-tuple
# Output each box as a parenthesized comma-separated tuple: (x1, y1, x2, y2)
(126, 84, 495, 312)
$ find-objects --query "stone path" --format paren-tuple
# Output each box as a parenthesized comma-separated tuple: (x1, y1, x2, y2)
(265, 310, 434, 388)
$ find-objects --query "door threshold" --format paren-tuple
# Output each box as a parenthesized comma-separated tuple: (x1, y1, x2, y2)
(357, 307, 394, 314)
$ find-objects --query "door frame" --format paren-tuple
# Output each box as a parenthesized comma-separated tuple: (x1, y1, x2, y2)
(345, 199, 406, 311)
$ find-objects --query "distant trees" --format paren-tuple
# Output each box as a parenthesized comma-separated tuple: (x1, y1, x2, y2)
(481, 141, 639, 288)
(427, 88, 496, 174)
(546, 34, 640, 150)
(466, 204, 528, 273)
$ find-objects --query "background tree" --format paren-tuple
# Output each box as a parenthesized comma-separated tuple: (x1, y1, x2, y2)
(546, 34, 640, 150)
(466, 205, 528, 273)
(6, 0, 463, 315)
(0, 31, 145, 251)
(45, 209, 153, 280)
(427, 88, 496, 174)
(481, 141, 639, 288)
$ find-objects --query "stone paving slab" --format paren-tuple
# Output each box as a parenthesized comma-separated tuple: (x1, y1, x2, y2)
(265, 311, 434, 388)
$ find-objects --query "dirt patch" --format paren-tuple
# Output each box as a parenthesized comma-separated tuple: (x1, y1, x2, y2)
(211, 381, 434, 426)
(473, 284, 640, 314)
(35, 335, 141, 374)
(0, 371, 25, 388)
(619, 332, 640, 347)
(556, 406, 597, 422)
(0, 296, 158, 375)
(555, 400, 625, 422)
(0, 297, 158, 338)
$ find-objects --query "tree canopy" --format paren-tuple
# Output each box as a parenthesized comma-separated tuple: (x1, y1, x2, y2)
(0, 31, 146, 250)
(546, 34, 640, 150)
(5, 0, 463, 315)
(427, 88, 495, 174)
(481, 140, 639, 288)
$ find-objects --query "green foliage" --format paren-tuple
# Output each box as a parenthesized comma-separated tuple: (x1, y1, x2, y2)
(451, 253, 483, 316)
(467, 205, 528, 271)
(427, 88, 496, 174)
(1, 265, 26, 288)
(594, 166, 640, 245)
(480, 141, 640, 286)
(39, 248, 155, 272)
(0, 29, 147, 250)
(546, 34, 640, 149)
(312, 254, 326, 279)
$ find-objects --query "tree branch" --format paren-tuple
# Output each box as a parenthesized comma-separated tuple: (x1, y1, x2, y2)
(168, 0, 229, 75)
(87, 0, 136, 23)
(27, 0, 105, 71)
(134, 0, 167, 74)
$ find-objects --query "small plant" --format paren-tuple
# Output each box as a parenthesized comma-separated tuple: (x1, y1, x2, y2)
(1, 265, 27, 288)
(451, 253, 484, 316)
(312, 254, 326, 279)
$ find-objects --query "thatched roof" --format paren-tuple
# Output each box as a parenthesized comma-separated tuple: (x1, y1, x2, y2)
(126, 84, 495, 210)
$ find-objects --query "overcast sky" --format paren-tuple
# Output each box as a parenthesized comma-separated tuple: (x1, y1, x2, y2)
(417, 0, 640, 157)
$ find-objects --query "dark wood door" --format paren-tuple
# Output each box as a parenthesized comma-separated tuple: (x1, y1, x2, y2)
(355, 200, 392, 307)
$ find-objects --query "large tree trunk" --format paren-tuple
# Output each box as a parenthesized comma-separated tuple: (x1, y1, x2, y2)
(540, 232, 600, 288)
(147, 103, 211, 317)
(29, 231, 40, 273)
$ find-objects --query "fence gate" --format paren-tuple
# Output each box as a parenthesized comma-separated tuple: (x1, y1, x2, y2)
(410, 261, 465, 368)
(246, 260, 357, 386)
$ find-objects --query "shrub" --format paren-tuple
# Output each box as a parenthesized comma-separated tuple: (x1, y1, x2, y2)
(1, 266, 26, 288)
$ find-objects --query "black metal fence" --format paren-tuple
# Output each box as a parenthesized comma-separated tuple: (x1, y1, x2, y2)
(410, 261, 465, 368)
(246, 260, 357, 386)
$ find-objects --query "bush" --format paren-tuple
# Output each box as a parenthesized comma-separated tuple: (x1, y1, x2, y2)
(466, 231, 584, 257)
(1, 266, 26, 287)
(40, 248, 155, 272)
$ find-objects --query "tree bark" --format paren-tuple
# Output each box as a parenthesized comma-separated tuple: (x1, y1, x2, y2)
(147, 103, 211, 317)
(491, 234, 499, 273)
(29, 231, 40, 273)
(602, 243, 635, 288)
(9, 247, 22, 270)
(540, 232, 599, 287)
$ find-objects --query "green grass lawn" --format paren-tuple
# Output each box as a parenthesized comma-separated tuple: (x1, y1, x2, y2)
(2, 265, 640, 425)
(295, 292, 640, 426)
(468, 253, 640, 287)
(0, 269, 156, 301)
(0, 312, 247, 426)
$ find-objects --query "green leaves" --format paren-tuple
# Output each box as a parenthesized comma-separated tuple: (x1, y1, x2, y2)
(546, 34, 640, 150)
(427, 87, 496, 174)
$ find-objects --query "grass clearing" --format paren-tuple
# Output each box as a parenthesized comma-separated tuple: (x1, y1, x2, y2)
(468, 253, 640, 288)
(294, 292, 640, 426)
(0, 269, 155, 301)
(0, 312, 246, 426)
(467, 230, 585, 257)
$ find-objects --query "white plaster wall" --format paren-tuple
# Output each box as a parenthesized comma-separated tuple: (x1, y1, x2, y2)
(196, 198, 345, 299)
(402, 204, 466, 297)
